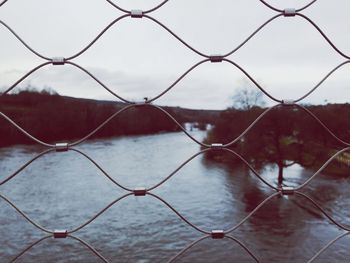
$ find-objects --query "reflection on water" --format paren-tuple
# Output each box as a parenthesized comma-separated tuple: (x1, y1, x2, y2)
(0, 131, 350, 263)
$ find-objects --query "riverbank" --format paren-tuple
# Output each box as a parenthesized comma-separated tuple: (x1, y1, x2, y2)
(0, 90, 219, 147)
(203, 104, 350, 178)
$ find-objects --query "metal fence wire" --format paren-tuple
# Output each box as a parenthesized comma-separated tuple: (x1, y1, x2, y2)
(0, 0, 350, 262)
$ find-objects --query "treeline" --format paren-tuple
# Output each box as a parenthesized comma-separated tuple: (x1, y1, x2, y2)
(0, 90, 219, 147)
(204, 104, 350, 180)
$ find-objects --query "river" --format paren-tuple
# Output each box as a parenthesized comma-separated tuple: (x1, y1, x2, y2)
(0, 131, 349, 263)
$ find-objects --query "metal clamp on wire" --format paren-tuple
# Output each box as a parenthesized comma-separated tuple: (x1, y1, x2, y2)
(55, 143, 69, 152)
(280, 186, 295, 196)
(211, 230, 225, 239)
(133, 187, 147, 196)
(211, 143, 223, 150)
(283, 8, 296, 17)
(54, 230, 68, 238)
(210, 55, 223, 63)
(281, 99, 294, 105)
(131, 10, 143, 18)
(134, 97, 149, 107)
(51, 57, 65, 65)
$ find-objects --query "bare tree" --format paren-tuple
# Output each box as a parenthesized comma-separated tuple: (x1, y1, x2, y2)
(232, 80, 266, 110)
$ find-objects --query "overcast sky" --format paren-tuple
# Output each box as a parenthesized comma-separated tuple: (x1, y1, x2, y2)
(0, 0, 349, 109)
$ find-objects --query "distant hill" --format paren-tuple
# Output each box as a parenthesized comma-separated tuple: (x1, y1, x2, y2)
(0, 90, 220, 147)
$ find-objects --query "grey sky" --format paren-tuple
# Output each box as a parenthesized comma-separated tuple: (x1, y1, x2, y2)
(0, 0, 349, 109)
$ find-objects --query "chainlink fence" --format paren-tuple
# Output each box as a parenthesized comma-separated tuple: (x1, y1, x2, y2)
(0, 0, 350, 262)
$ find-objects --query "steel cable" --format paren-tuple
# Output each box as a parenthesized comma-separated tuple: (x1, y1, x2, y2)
(105, 0, 169, 15)
(9, 234, 111, 263)
(0, 2, 348, 63)
(2, 100, 350, 151)
(0, 190, 285, 250)
(226, 192, 280, 233)
(9, 235, 52, 263)
(3, 57, 350, 109)
(0, 0, 8, 7)
(294, 60, 350, 103)
(296, 13, 350, 60)
(225, 235, 261, 263)
(307, 231, 350, 263)
(69, 148, 133, 192)
(0, 112, 54, 147)
(296, 0, 319, 12)
(68, 235, 110, 263)
(258, 0, 318, 13)
(0, 0, 321, 13)
(0, 148, 55, 186)
(0, 193, 53, 233)
(4, 187, 350, 262)
(165, 236, 209, 263)
(296, 147, 350, 190)
(166, 234, 261, 263)
(0, 20, 51, 60)
(1, 145, 277, 201)
(1, 62, 52, 96)
(295, 191, 350, 231)
(69, 193, 133, 234)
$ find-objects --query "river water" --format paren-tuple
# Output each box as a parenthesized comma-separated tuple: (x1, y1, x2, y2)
(0, 131, 350, 263)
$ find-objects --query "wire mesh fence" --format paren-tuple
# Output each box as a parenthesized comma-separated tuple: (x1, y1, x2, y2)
(0, 0, 349, 262)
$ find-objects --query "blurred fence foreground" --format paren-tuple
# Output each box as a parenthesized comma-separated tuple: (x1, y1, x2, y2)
(0, 0, 350, 262)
